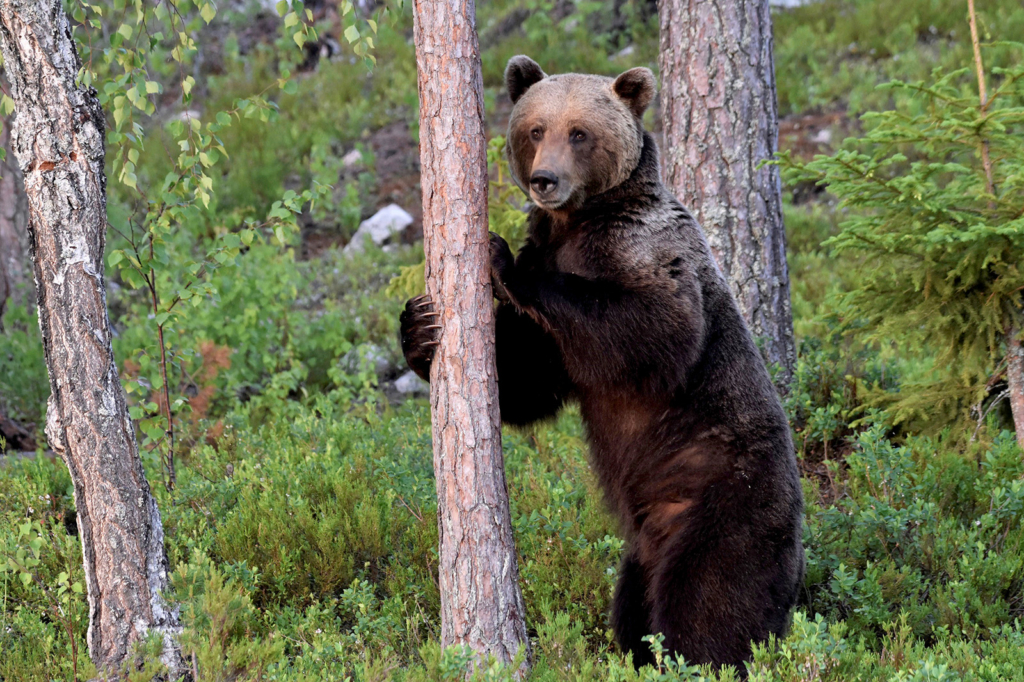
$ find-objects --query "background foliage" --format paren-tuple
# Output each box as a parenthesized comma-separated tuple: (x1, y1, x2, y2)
(1, 0, 1024, 680)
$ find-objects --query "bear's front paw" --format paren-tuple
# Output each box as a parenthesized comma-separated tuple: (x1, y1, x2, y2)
(489, 231, 516, 303)
(400, 294, 440, 381)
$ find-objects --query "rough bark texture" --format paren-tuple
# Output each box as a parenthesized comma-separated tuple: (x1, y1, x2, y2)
(658, 0, 796, 389)
(0, 215, 7, 317)
(0, 116, 30, 324)
(412, 0, 530, 668)
(0, 1, 183, 676)
(1008, 327, 1024, 451)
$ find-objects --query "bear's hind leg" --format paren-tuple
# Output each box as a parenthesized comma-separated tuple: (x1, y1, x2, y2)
(646, 522, 762, 677)
(612, 548, 655, 669)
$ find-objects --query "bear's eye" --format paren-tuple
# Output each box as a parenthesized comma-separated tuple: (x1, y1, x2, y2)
(571, 130, 587, 143)
(530, 128, 543, 141)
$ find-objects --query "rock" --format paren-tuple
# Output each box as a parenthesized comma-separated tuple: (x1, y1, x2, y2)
(612, 45, 635, 61)
(342, 148, 363, 168)
(343, 204, 414, 255)
(339, 343, 393, 378)
(393, 370, 429, 396)
(812, 128, 832, 145)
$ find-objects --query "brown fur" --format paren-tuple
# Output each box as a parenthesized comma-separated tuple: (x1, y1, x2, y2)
(506, 65, 653, 212)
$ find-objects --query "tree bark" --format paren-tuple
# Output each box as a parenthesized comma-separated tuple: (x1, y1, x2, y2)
(412, 0, 530, 669)
(0, 217, 8, 320)
(0, 1, 183, 677)
(658, 0, 796, 390)
(1007, 327, 1024, 451)
(0, 115, 30, 326)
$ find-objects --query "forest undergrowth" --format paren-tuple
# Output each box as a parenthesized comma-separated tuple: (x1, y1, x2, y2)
(2, 0, 1024, 680)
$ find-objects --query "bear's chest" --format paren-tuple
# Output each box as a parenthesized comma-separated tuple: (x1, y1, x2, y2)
(552, 242, 593, 278)
(526, 217, 626, 279)
(552, 227, 614, 278)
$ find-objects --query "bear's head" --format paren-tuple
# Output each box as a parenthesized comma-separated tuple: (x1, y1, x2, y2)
(504, 55, 656, 212)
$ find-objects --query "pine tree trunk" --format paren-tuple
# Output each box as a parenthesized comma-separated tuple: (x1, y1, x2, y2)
(1007, 327, 1024, 451)
(0, 218, 8, 321)
(658, 0, 796, 390)
(412, 0, 530, 669)
(0, 117, 30, 326)
(0, 1, 183, 676)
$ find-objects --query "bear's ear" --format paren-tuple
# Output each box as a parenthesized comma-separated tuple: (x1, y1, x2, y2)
(505, 55, 546, 104)
(613, 67, 656, 119)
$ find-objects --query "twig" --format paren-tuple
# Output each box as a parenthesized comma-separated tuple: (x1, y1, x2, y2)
(970, 388, 1008, 443)
(967, 0, 995, 198)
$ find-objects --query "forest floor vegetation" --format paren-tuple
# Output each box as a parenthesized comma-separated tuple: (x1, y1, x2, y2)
(2, 0, 1024, 680)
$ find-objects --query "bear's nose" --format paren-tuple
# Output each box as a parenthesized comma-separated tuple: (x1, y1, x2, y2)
(530, 170, 559, 195)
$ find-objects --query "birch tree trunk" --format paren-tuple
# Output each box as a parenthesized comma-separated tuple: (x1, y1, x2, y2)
(0, 117, 30, 325)
(0, 1, 183, 676)
(658, 0, 796, 390)
(412, 0, 530, 669)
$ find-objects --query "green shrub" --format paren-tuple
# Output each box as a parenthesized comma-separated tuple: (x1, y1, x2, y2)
(780, 41, 1024, 435)
(805, 426, 1024, 642)
(0, 304, 48, 433)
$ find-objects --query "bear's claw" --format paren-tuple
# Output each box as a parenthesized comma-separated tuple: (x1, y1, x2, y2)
(400, 294, 441, 381)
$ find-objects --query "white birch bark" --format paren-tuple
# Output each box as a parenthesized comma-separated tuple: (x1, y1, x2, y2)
(0, 0, 184, 676)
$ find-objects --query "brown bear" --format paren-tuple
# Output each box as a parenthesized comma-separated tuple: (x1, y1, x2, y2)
(401, 55, 805, 674)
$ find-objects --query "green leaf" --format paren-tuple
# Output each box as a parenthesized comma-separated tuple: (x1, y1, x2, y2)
(344, 25, 359, 44)
(200, 2, 216, 23)
(117, 23, 132, 40)
(122, 268, 145, 290)
(276, 0, 288, 16)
